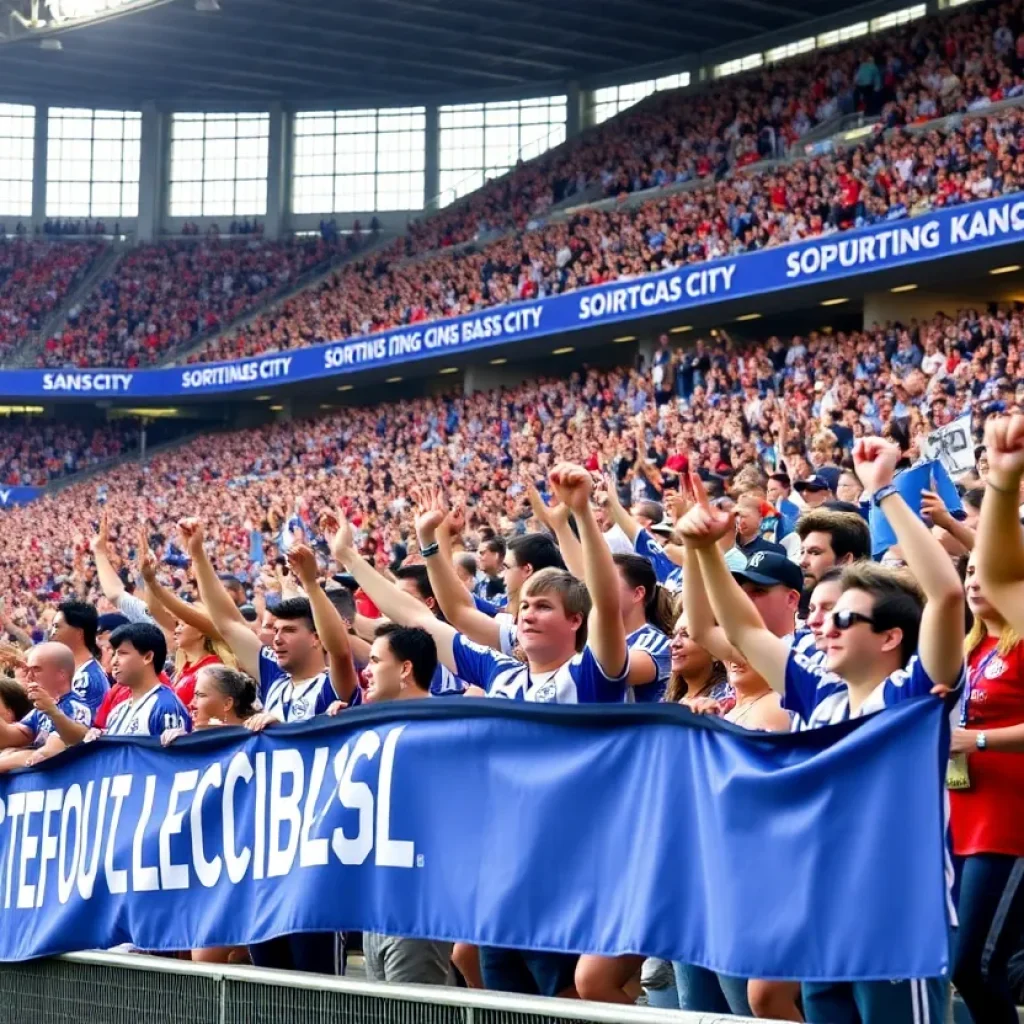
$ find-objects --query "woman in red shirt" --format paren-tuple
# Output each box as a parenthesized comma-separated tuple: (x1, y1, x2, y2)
(172, 617, 228, 708)
(949, 553, 1024, 1024)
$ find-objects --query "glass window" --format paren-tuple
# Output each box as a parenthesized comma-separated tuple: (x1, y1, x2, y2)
(766, 37, 816, 63)
(292, 106, 425, 214)
(45, 108, 141, 218)
(817, 21, 868, 47)
(168, 112, 269, 217)
(0, 104, 36, 219)
(870, 4, 926, 30)
(592, 74, 690, 125)
(438, 95, 566, 206)
(713, 52, 764, 79)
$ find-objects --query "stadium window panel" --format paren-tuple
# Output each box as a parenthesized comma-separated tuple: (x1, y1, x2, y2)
(766, 37, 815, 63)
(817, 21, 868, 47)
(292, 106, 425, 214)
(592, 79, 658, 124)
(713, 52, 764, 79)
(168, 112, 270, 217)
(46, 108, 141, 218)
(870, 4, 925, 30)
(437, 95, 566, 206)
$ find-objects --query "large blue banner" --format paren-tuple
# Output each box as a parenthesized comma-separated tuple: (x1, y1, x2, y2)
(2, 194, 1024, 401)
(0, 699, 950, 978)
(0, 486, 42, 507)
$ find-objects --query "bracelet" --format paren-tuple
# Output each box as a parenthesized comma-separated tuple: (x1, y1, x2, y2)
(986, 478, 1020, 496)
(420, 541, 440, 558)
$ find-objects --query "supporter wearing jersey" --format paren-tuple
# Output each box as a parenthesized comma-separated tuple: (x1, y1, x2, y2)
(407, 501, 564, 659)
(802, 568, 844, 668)
(328, 463, 629, 1000)
(102, 623, 191, 738)
(613, 554, 672, 703)
(947, 553, 1024, 1023)
(187, 520, 358, 731)
(0, 643, 93, 765)
(50, 599, 109, 712)
(681, 442, 964, 1024)
(185, 520, 356, 977)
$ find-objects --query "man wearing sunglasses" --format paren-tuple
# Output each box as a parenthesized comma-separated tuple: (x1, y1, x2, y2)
(677, 438, 964, 1024)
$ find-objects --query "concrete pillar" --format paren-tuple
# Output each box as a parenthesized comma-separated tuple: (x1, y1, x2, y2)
(31, 106, 48, 228)
(136, 104, 164, 242)
(265, 102, 287, 238)
(566, 80, 585, 137)
(424, 104, 440, 211)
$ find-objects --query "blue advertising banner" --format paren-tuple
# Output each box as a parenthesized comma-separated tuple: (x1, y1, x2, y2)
(0, 486, 42, 507)
(0, 698, 950, 979)
(2, 194, 1024, 401)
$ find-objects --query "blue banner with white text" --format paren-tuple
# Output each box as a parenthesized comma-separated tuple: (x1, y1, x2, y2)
(0, 486, 42, 507)
(0, 699, 950, 978)
(2, 195, 1024, 402)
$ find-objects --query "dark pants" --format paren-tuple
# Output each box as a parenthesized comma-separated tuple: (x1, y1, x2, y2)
(954, 854, 1024, 1023)
(248, 932, 339, 975)
(479, 947, 577, 997)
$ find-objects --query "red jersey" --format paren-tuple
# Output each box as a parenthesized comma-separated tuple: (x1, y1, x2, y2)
(950, 637, 1024, 857)
(173, 654, 222, 711)
(94, 684, 131, 730)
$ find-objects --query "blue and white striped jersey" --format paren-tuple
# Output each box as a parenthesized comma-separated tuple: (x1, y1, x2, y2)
(71, 658, 109, 712)
(258, 648, 335, 722)
(452, 634, 629, 704)
(105, 684, 191, 737)
(430, 662, 472, 696)
(628, 624, 672, 703)
(634, 529, 682, 593)
(785, 647, 965, 731)
(21, 692, 93, 747)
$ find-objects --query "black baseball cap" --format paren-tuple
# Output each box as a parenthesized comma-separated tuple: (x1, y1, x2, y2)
(97, 613, 130, 634)
(732, 552, 804, 592)
(794, 474, 832, 493)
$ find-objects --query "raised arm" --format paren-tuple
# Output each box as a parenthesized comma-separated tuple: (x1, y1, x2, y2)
(412, 493, 503, 650)
(323, 510, 458, 673)
(679, 473, 790, 693)
(89, 513, 127, 603)
(604, 472, 641, 542)
(855, 438, 965, 688)
(976, 414, 1024, 635)
(550, 464, 627, 678)
(182, 518, 262, 679)
(139, 531, 225, 642)
(27, 684, 89, 747)
(286, 544, 359, 702)
(682, 546, 743, 664)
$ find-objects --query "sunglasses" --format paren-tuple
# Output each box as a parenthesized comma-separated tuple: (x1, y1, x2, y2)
(830, 609, 876, 631)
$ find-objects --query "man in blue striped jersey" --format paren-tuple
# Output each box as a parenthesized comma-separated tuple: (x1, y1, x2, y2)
(50, 599, 109, 713)
(679, 439, 964, 1024)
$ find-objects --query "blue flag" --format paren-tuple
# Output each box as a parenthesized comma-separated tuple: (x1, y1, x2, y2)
(0, 700, 950, 978)
(868, 459, 963, 557)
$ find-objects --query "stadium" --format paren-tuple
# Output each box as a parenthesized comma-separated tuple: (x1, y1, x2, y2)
(1, 0, 1024, 1021)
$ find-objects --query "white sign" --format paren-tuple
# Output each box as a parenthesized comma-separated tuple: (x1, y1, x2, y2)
(921, 413, 975, 477)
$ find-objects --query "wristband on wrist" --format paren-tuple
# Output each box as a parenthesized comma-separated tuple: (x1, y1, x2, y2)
(871, 483, 898, 507)
(420, 541, 440, 558)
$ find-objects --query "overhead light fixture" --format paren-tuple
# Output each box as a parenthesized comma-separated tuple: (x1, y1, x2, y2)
(990, 265, 1021, 275)
(269, 404, 284, 412)
(255, 394, 272, 401)
(552, 346, 575, 355)
(319, 404, 335, 410)
(821, 326, 833, 334)
(613, 335, 636, 343)
(820, 297, 849, 307)
(489, 357, 507, 365)
(438, 367, 459, 375)
(337, 384, 353, 392)
(386, 376, 402, 383)
(669, 325, 693, 334)
(735, 313, 761, 322)
(889, 284, 918, 293)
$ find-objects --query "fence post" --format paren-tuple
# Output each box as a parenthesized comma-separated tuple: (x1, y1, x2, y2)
(219, 974, 228, 1024)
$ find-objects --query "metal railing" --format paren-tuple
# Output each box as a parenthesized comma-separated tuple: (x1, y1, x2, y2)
(0, 952, 763, 1024)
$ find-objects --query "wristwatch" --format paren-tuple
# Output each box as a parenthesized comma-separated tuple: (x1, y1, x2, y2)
(976, 732, 988, 751)
(871, 483, 898, 508)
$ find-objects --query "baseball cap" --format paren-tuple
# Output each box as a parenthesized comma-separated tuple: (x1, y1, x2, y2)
(732, 551, 804, 592)
(794, 474, 832, 494)
(97, 613, 130, 634)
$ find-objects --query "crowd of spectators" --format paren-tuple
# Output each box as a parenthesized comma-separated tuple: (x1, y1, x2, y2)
(1, 299, 1019, 615)
(0, 240, 102, 360)
(404, 0, 1024, 250)
(0, 419, 140, 487)
(194, 102, 1024, 365)
(35, 235, 349, 368)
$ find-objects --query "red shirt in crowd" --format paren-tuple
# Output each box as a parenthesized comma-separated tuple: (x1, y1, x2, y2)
(950, 636, 1024, 857)
(173, 653, 222, 710)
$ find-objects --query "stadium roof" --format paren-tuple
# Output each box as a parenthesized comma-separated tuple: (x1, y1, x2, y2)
(0, 0, 859, 107)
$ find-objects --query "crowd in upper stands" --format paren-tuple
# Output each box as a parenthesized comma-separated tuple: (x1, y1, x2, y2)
(0, 419, 140, 487)
(0, 240, 102, 360)
(35, 234, 352, 368)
